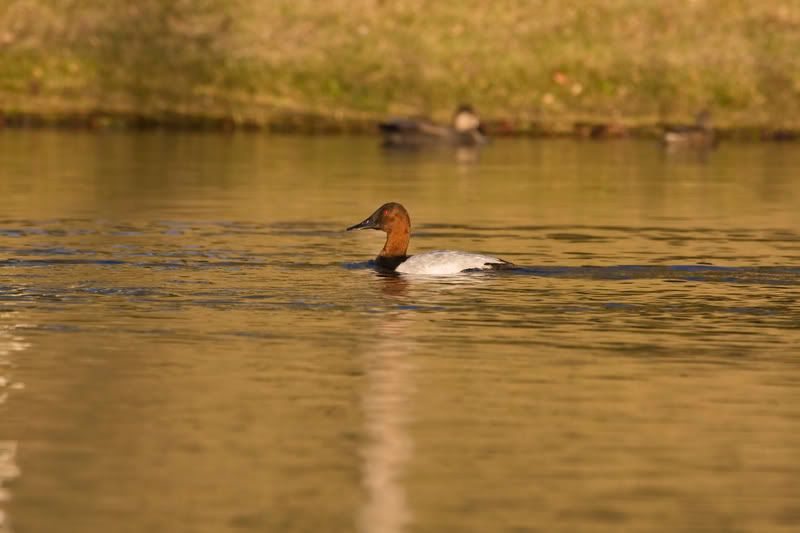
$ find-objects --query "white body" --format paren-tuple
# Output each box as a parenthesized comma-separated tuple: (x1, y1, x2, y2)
(395, 250, 507, 275)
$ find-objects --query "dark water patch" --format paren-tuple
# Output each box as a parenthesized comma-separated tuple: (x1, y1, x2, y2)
(342, 261, 375, 270)
(78, 287, 175, 297)
(131, 260, 264, 270)
(339, 261, 800, 286)
(547, 232, 613, 242)
(13, 247, 95, 256)
(1, 258, 128, 267)
(35, 324, 84, 333)
(510, 265, 800, 285)
(227, 330, 279, 340)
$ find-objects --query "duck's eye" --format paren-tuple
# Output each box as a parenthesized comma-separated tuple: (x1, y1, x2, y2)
(383, 209, 389, 216)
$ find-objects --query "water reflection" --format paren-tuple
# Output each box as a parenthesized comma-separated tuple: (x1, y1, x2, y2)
(454, 147, 480, 165)
(662, 143, 713, 164)
(0, 134, 798, 533)
(0, 312, 28, 533)
(0, 442, 18, 533)
(360, 277, 415, 533)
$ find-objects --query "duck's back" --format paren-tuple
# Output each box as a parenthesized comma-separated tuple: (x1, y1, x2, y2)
(395, 250, 512, 275)
(663, 128, 715, 148)
(379, 118, 452, 147)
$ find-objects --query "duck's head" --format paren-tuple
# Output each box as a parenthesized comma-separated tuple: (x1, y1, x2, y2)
(452, 105, 482, 134)
(695, 109, 712, 128)
(346, 202, 411, 234)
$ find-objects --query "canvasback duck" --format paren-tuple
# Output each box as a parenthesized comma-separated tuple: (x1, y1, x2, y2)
(346, 202, 513, 275)
(663, 110, 716, 149)
(378, 105, 488, 148)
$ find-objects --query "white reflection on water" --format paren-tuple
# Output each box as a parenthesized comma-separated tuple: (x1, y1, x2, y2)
(0, 442, 19, 533)
(360, 278, 416, 533)
(0, 313, 29, 533)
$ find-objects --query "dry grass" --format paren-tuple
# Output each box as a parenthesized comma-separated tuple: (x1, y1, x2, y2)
(1, 0, 800, 133)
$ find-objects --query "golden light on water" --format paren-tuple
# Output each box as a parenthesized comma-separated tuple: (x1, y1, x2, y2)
(0, 133, 797, 532)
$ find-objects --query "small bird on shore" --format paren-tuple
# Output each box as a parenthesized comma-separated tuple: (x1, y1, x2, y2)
(662, 110, 716, 149)
(378, 105, 488, 148)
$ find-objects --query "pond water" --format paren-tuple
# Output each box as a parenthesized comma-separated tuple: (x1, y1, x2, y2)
(0, 131, 798, 533)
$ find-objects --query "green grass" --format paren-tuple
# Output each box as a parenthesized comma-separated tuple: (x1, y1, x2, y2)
(2, 0, 800, 135)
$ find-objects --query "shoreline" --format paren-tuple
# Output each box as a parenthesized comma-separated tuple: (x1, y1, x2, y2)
(3, 2, 799, 142)
(2, 107, 798, 141)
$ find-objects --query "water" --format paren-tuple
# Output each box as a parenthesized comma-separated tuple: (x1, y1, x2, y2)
(0, 131, 798, 533)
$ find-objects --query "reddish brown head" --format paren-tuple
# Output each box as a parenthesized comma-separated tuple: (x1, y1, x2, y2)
(347, 202, 411, 258)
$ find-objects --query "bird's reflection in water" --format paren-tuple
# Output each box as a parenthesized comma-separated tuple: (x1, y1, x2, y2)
(662, 144, 713, 164)
(359, 275, 415, 533)
(0, 441, 18, 533)
(374, 273, 410, 299)
(0, 312, 28, 533)
(455, 146, 480, 165)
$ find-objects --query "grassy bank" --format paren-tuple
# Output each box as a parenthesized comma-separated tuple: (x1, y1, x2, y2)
(1, 0, 800, 136)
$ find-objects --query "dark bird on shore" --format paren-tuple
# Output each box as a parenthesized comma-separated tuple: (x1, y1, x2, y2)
(378, 105, 488, 148)
(662, 110, 716, 149)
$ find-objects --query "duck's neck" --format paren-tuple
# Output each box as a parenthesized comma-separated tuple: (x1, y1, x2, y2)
(379, 228, 409, 259)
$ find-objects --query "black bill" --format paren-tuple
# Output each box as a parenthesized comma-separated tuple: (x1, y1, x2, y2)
(346, 216, 378, 231)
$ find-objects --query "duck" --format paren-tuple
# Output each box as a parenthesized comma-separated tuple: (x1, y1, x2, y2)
(378, 105, 488, 148)
(663, 110, 716, 148)
(346, 202, 513, 275)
